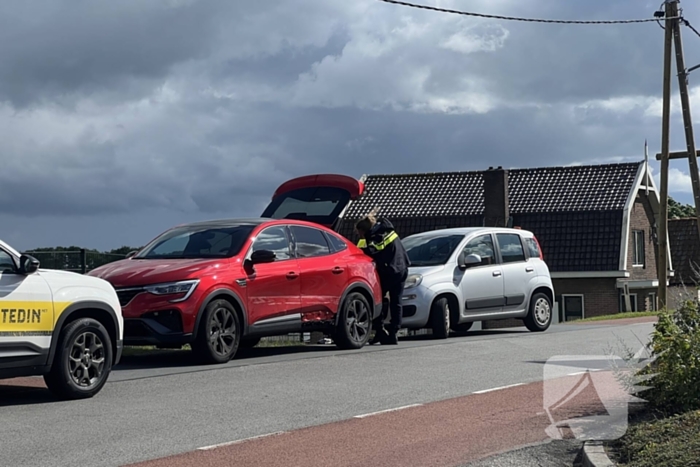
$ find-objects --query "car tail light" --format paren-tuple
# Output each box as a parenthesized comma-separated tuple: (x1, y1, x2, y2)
(533, 236, 544, 260)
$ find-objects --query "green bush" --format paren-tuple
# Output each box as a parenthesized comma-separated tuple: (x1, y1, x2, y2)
(644, 300, 700, 412)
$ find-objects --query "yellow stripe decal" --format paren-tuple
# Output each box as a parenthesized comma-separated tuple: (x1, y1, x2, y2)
(0, 331, 53, 337)
(53, 302, 71, 326)
(369, 231, 399, 251)
(0, 301, 71, 333)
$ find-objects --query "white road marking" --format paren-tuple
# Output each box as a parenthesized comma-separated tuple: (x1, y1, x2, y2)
(472, 383, 525, 394)
(197, 431, 286, 451)
(568, 369, 603, 376)
(354, 404, 423, 419)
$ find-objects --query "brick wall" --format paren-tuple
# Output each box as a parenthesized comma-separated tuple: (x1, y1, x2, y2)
(553, 278, 618, 319)
(628, 195, 659, 281)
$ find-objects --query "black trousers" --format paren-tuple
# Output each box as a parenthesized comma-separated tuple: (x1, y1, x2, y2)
(375, 274, 407, 333)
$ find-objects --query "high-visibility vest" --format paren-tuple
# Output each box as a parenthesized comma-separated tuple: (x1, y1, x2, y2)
(357, 231, 398, 252)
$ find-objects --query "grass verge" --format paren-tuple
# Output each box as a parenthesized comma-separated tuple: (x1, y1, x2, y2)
(573, 311, 659, 322)
(611, 410, 700, 467)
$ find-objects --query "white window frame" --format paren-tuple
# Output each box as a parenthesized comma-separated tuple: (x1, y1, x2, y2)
(632, 230, 645, 267)
(649, 292, 658, 311)
(561, 294, 585, 321)
(619, 292, 638, 312)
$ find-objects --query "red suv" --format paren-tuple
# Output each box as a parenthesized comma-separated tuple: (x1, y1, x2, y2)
(89, 217, 382, 363)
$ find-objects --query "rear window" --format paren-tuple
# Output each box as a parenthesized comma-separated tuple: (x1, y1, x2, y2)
(524, 237, 541, 259)
(261, 187, 350, 225)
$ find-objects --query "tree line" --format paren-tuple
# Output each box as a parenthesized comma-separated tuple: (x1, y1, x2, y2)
(669, 197, 696, 219)
(24, 245, 143, 272)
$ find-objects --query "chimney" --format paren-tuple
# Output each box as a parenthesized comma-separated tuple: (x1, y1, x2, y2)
(483, 166, 510, 227)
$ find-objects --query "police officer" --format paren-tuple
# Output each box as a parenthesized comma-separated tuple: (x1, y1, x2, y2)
(355, 213, 410, 345)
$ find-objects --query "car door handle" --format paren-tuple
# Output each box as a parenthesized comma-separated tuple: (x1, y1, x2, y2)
(286, 272, 299, 279)
(331, 267, 345, 274)
(492, 271, 502, 277)
(526, 267, 534, 273)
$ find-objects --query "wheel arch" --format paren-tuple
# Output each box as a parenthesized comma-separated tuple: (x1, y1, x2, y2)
(49, 301, 120, 366)
(193, 288, 248, 338)
(431, 292, 461, 325)
(334, 281, 376, 325)
(530, 285, 554, 306)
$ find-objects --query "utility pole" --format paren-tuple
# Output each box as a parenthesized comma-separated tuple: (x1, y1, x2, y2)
(657, 0, 677, 308)
(672, 5, 700, 241)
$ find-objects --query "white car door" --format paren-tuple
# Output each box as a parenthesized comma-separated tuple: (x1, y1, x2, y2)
(495, 232, 532, 313)
(458, 233, 504, 313)
(0, 249, 54, 371)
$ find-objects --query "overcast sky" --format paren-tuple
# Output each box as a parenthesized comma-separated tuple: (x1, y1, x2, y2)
(1, 0, 700, 251)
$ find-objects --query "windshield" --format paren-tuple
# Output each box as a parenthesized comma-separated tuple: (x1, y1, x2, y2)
(403, 234, 465, 267)
(261, 187, 350, 226)
(135, 224, 256, 259)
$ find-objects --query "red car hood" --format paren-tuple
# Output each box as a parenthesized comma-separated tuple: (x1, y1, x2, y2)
(89, 258, 224, 288)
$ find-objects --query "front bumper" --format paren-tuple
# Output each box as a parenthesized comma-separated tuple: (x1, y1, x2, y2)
(123, 317, 193, 347)
(399, 285, 436, 328)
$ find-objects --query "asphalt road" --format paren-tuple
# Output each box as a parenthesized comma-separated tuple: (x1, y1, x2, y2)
(0, 319, 655, 467)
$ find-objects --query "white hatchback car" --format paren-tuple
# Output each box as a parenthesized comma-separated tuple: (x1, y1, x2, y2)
(399, 227, 554, 338)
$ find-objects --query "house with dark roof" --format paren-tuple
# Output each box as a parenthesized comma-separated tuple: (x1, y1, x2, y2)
(668, 218, 700, 305)
(333, 161, 671, 324)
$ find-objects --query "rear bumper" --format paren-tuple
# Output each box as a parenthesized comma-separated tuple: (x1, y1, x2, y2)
(123, 318, 193, 347)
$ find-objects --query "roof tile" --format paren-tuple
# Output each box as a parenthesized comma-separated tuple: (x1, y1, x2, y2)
(338, 162, 642, 273)
(343, 162, 640, 219)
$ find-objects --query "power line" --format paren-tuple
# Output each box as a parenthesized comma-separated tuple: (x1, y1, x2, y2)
(378, 0, 681, 25)
(682, 19, 700, 40)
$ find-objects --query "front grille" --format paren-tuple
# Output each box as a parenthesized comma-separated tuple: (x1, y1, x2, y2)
(116, 288, 144, 307)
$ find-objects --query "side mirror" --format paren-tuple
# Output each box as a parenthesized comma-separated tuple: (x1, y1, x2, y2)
(19, 254, 40, 275)
(126, 251, 138, 259)
(458, 253, 481, 269)
(250, 249, 276, 265)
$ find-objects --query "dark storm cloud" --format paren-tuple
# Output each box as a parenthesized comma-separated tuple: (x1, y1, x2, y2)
(0, 0, 698, 250)
(0, 0, 221, 108)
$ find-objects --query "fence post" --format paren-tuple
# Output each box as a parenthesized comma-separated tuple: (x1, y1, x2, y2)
(80, 249, 87, 274)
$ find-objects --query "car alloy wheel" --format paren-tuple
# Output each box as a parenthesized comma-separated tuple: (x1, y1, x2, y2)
(44, 318, 113, 400)
(335, 292, 372, 350)
(68, 331, 106, 388)
(345, 297, 370, 344)
(209, 306, 237, 357)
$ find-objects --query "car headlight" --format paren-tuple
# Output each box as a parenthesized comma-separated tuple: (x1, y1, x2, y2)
(404, 274, 423, 289)
(144, 280, 199, 302)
